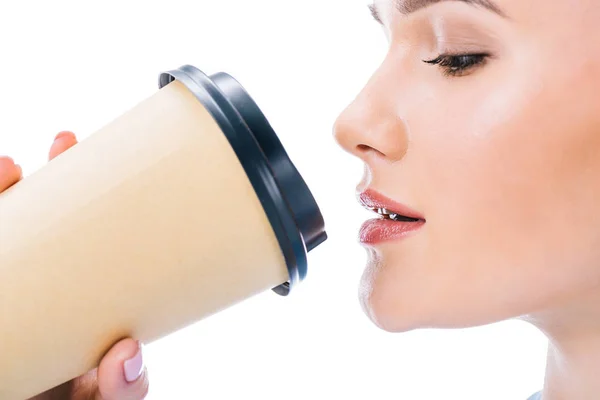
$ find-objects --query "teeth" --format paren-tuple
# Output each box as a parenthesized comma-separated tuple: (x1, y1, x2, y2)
(371, 207, 418, 222)
(375, 208, 394, 217)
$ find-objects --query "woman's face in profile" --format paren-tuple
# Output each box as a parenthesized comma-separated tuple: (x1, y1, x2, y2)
(334, 0, 600, 332)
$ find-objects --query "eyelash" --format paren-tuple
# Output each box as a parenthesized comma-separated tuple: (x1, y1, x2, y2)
(423, 53, 489, 77)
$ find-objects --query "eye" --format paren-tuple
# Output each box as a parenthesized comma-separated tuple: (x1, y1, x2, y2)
(423, 53, 489, 77)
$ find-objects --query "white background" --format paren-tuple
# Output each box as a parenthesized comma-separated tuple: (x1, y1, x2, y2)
(0, 1, 547, 399)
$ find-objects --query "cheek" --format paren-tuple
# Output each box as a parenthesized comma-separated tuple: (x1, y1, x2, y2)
(420, 57, 600, 313)
(365, 54, 600, 331)
(442, 64, 600, 257)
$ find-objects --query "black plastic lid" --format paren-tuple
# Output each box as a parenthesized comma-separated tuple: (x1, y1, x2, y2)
(158, 65, 327, 296)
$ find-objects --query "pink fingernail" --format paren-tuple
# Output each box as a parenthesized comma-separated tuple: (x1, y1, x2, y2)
(123, 342, 144, 383)
(54, 131, 75, 141)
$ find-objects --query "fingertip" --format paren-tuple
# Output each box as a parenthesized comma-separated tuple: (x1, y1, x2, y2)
(0, 156, 22, 191)
(0, 157, 22, 177)
(0, 155, 16, 168)
(124, 341, 144, 383)
(97, 338, 149, 400)
(49, 131, 78, 161)
(55, 131, 76, 141)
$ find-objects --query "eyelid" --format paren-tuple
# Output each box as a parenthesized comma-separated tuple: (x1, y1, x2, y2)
(433, 38, 495, 56)
(428, 13, 501, 55)
(423, 53, 489, 77)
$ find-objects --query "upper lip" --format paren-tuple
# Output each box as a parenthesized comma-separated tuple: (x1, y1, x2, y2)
(357, 189, 425, 221)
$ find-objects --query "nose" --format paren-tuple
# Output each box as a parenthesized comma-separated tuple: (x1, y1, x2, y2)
(333, 70, 409, 163)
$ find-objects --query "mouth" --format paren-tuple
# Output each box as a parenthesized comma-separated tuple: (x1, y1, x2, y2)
(358, 189, 425, 223)
(357, 189, 425, 245)
(369, 207, 421, 222)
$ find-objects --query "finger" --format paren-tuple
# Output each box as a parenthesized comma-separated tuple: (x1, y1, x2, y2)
(0, 156, 22, 192)
(49, 131, 78, 161)
(27, 380, 73, 400)
(95, 338, 149, 400)
(68, 368, 99, 400)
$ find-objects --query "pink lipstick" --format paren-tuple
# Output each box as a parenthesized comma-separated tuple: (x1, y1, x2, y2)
(358, 189, 425, 245)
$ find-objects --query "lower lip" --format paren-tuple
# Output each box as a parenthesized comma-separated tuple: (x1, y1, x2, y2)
(359, 218, 425, 245)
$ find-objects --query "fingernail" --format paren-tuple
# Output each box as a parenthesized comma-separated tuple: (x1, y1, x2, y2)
(123, 341, 144, 383)
(15, 164, 22, 178)
(54, 131, 75, 141)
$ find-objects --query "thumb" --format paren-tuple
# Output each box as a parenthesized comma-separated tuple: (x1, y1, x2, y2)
(93, 338, 149, 400)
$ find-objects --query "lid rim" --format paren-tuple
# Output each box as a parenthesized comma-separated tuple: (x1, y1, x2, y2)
(208, 72, 327, 256)
(158, 65, 322, 295)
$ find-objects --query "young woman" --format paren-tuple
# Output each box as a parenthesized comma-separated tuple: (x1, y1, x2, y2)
(333, 1, 600, 399)
(2, 0, 599, 399)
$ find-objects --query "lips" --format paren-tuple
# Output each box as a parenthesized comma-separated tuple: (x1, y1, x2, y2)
(358, 189, 425, 244)
(358, 189, 425, 221)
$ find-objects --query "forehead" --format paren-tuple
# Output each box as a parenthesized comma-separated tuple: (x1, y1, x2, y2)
(372, 0, 600, 17)
(372, 0, 598, 27)
(373, 0, 507, 14)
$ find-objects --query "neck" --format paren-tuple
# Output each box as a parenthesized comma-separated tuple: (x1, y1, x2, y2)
(525, 288, 600, 400)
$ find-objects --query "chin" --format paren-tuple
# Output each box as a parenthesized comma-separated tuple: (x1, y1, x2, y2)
(359, 294, 424, 333)
(357, 254, 505, 333)
(358, 270, 425, 333)
(358, 269, 536, 333)
(356, 247, 424, 333)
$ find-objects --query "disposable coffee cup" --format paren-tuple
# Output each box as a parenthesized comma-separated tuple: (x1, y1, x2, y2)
(0, 65, 327, 399)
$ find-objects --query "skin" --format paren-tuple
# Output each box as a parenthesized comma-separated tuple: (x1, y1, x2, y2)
(333, 0, 600, 398)
(0, 132, 149, 400)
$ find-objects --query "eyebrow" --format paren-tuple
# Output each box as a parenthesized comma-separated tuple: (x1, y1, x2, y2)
(369, 0, 506, 24)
